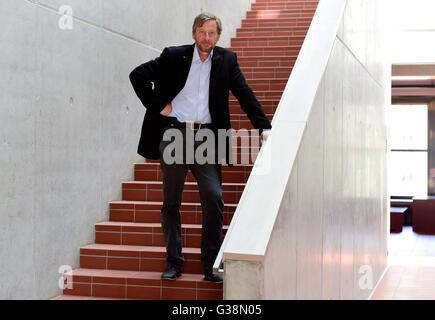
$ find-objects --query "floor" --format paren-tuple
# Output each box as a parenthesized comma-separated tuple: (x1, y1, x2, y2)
(371, 226, 435, 300)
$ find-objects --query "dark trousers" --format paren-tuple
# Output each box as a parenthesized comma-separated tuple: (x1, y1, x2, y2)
(158, 127, 224, 274)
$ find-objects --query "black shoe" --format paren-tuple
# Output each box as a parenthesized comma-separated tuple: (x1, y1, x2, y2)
(161, 267, 181, 280)
(204, 273, 223, 283)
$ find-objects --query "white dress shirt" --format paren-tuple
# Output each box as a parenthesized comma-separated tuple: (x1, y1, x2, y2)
(168, 45, 213, 124)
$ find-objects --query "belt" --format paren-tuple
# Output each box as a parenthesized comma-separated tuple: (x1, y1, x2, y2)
(164, 118, 214, 131)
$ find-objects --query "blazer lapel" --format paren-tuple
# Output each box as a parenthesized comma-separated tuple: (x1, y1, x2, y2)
(177, 44, 195, 90)
(209, 47, 223, 109)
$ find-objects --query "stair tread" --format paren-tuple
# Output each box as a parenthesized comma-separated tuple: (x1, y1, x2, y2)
(96, 221, 229, 230)
(81, 243, 200, 254)
(237, 78, 289, 81)
(109, 200, 238, 207)
(233, 35, 305, 40)
(134, 162, 254, 167)
(231, 45, 301, 49)
(52, 295, 125, 300)
(123, 180, 246, 187)
(68, 268, 223, 285)
(238, 25, 309, 29)
(242, 66, 293, 70)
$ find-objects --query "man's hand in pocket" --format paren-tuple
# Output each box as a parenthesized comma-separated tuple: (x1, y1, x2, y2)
(160, 103, 172, 116)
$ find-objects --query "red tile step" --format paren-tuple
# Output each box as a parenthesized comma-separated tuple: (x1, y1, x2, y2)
(253, 0, 318, 9)
(247, 9, 317, 19)
(230, 113, 275, 130)
(231, 113, 274, 122)
(230, 95, 282, 105)
(230, 104, 277, 115)
(229, 46, 301, 58)
(253, 0, 318, 5)
(237, 78, 288, 91)
(122, 181, 246, 203)
(134, 162, 253, 183)
(230, 96, 280, 106)
(237, 26, 309, 38)
(232, 36, 305, 48)
(94, 221, 228, 248)
(239, 66, 292, 80)
(237, 56, 297, 68)
(230, 98, 280, 114)
(231, 90, 284, 100)
(242, 17, 313, 28)
(80, 244, 204, 274)
(62, 268, 222, 300)
(109, 200, 236, 225)
(231, 119, 272, 131)
(52, 295, 125, 300)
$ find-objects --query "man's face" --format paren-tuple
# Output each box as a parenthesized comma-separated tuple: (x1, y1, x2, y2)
(192, 20, 220, 54)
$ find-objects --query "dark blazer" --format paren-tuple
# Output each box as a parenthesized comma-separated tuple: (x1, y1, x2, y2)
(129, 44, 272, 163)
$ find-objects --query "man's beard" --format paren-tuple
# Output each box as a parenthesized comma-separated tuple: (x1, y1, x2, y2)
(196, 41, 214, 54)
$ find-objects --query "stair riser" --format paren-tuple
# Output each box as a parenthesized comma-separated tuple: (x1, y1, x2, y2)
(122, 184, 244, 203)
(252, 2, 317, 6)
(252, 5, 316, 10)
(231, 103, 279, 113)
(250, 81, 287, 91)
(230, 47, 301, 58)
(232, 37, 304, 48)
(253, 2, 318, 9)
(244, 15, 314, 21)
(247, 12, 315, 20)
(95, 226, 227, 248)
(232, 90, 283, 99)
(231, 121, 258, 130)
(63, 279, 222, 300)
(110, 202, 235, 225)
(237, 29, 308, 37)
(110, 208, 234, 225)
(242, 20, 312, 28)
(238, 58, 296, 68)
(238, 31, 308, 38)
(231, 105, 277, 115)
(248, 6, 316, 11)
(241, 69, 292, 80)
(231, 98, 280, 106)
(135, 163, 253, 171)
(80, 250, 204, 274)
(135, 167, 251, 183)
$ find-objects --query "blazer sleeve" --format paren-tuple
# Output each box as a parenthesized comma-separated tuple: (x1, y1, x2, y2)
(129, 48, 171, 114)
(229, 52, 272, 133)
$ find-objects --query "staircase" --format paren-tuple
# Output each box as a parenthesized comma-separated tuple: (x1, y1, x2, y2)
(53, 0, 319, 300)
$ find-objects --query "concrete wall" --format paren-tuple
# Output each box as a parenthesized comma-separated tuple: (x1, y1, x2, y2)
(223, 0, 389, 299)
(0, 0, 253, 299)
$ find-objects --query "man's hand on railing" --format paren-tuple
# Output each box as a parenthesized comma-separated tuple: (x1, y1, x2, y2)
(260, 129, 271, 146)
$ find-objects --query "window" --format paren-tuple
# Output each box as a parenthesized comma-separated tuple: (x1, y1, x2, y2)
(388, 104, 428, 197)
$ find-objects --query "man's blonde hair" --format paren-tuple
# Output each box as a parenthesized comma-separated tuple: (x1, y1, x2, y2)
(192, 12, 222, 35)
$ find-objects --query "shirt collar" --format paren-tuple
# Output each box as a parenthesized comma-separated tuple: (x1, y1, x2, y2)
(193, 44, 213, 63)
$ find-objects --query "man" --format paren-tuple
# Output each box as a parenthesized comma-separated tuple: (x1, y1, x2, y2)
(129, 13, 271, 282)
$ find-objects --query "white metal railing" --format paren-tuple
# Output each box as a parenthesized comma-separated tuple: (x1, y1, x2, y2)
(213, 0, 348, 273)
